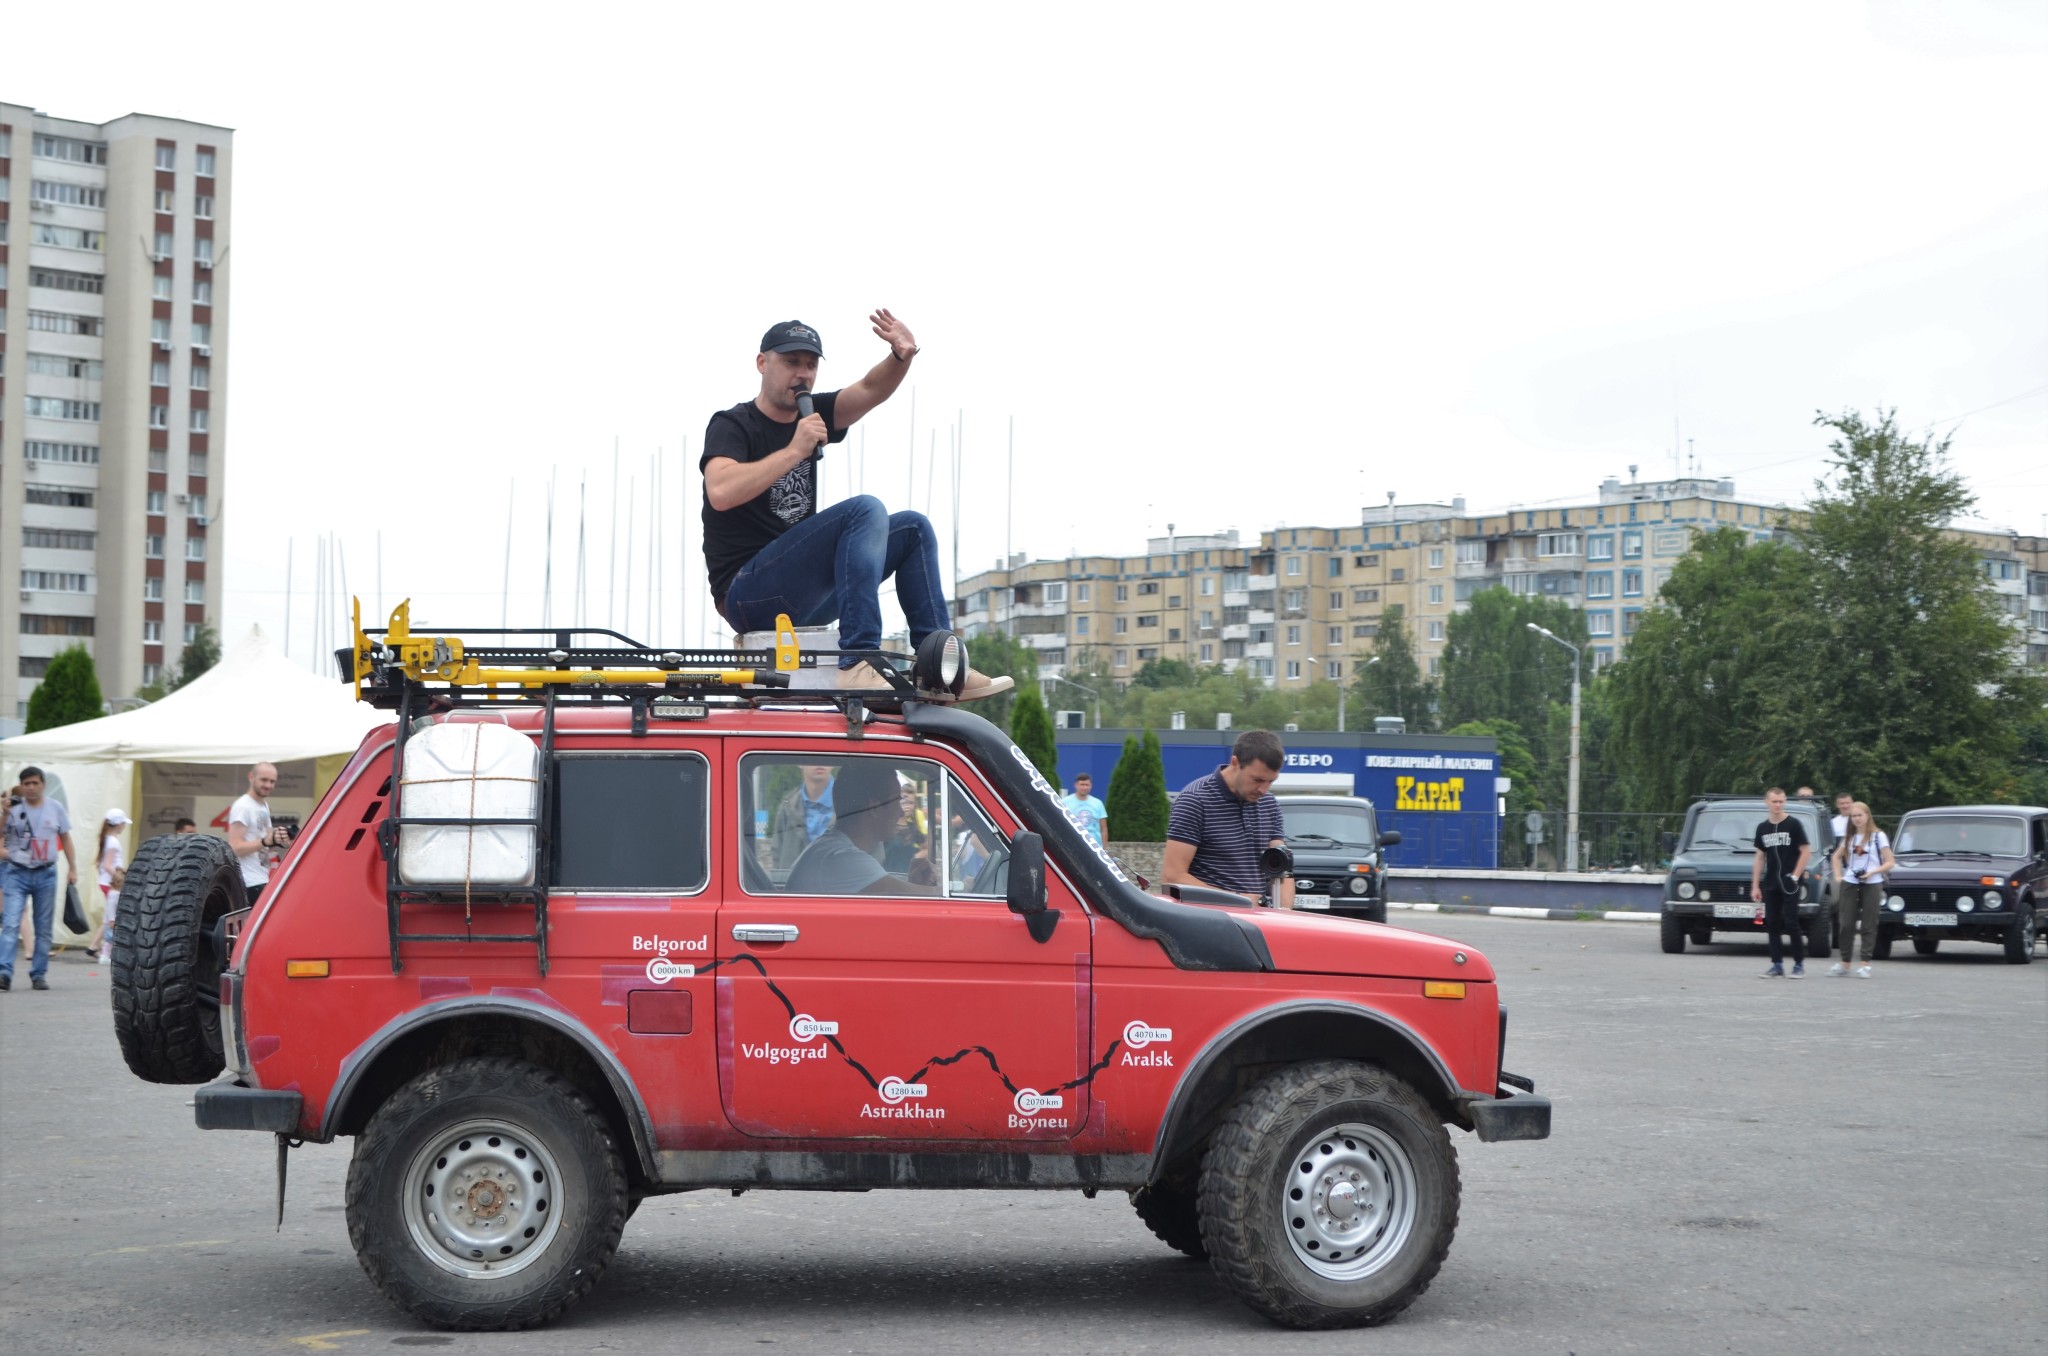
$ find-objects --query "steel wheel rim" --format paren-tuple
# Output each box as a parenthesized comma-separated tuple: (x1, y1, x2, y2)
(401, 1117, 564, 1279)
(1280, 1120, 1418, 1280)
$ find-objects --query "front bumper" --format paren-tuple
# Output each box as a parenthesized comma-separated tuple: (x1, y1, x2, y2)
(1462, 1081, 1552, 1142)
(1665, 899, 1822, 920)
(195, 1078, 303, 1133)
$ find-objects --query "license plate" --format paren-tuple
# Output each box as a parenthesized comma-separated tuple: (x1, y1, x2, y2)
(1713, 903, 1760, 919)
(1904, 913, 1956, 926)
(1294, 895, 1331, 910)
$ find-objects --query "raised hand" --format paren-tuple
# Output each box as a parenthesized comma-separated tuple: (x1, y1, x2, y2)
(870, 308, 917, 360)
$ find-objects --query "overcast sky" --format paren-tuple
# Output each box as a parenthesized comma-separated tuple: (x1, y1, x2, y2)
(28, 0, 2048, 665)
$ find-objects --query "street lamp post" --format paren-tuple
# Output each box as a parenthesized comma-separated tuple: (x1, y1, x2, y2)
(1526, 623, 1581, 872)
(1042, 673, 1103, 728)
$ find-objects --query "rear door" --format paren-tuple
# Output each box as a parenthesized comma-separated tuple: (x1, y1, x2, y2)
(716, 747, 1093, 1142)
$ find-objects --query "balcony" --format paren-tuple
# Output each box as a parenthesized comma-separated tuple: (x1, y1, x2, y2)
(1454, 560, 1497, 579)
(1249, 609, 1275, 625)
(1009, 600, 1069, 619)
(1023, 632, 1067, 650)
(1221, 623, 1250, 640)
(1247, 575, 1276, 593)
(1222, 590, 1249, 608)
(1246, 642, 1274, 659)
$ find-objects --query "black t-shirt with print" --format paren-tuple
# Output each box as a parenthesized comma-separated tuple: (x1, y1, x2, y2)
(1752, 814, 1810, 893)
(699, 390, 848, 607)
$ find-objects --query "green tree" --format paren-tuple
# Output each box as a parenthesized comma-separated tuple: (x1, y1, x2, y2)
(1009, 684, 1061, 784)
(26, 645, 105, 732)
(965, 632, 1039, 735)
(1131, 657, 1198, 690)
(170, 621, 221, 691)
(1350, 604, 1436, 732)
(1107, 729, 1170, 843)
(1437, 589, 1585, 757)
(1446, 717, 1539, 864)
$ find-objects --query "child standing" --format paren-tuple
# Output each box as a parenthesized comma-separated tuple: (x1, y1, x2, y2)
(96, 810, 131, 964)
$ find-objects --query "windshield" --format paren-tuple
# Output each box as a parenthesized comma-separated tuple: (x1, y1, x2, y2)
(1281, 803, 1378, 847)
(1897, 815, 2026, 857)
(1685, 805, 1823, 852)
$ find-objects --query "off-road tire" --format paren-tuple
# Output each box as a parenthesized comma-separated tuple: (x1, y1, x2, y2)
(1912, 935, 1940, 956)
(1132, 1180, 1207, 1259)
(2003, 907, 2035, 964)
(1659, 912, 1687, 954)
(1804, 908, 1831, 960)
(1197, 1060, 1459, 1329)
(110, 833, 242, 1084)
(1871, 927, 1895, 960)
(345, 1057, 627, 1331)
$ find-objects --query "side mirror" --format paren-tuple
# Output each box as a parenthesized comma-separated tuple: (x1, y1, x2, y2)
(1006, 832, 1060, 943)
(1378, 830, 1402, 848)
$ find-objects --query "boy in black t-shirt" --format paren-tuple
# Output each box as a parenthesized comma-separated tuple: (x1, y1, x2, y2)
(698, 314, 1011, 703)
(1750, 786, 1813, 977)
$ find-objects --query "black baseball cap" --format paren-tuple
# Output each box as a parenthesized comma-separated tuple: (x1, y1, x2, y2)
(760, 320, 824, 357)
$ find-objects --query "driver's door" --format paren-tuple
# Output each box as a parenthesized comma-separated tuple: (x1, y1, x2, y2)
(717, 750, 1093, 1142)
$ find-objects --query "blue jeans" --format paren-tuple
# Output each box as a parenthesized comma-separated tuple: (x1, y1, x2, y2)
(2, 862, 58, 982)
(721, 495, 951, 666)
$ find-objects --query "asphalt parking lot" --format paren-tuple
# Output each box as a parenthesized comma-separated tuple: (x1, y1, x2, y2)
(2, 914, 2043, 1355)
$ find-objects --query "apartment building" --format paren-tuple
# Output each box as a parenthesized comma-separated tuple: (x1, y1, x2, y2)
(956, 475, 2048, 689)
(1, 105, 232, 729)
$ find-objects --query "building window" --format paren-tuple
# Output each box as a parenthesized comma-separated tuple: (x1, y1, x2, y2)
(1201, 643, 1215, 663)
(142, 663, 162, 686)
(1428, 547, 1445, 569)
(1114, 616, 1128, 634)
(149, 449, 167, 472)
(153, 273, 174, 301)
(1428, 583, 1444, 605)
(1285, 625, 1301, 646)
(22, 527, 97, 550)
(1137, 614, 1158, 628)
(1326, 661, 1343, 681)
(24, 441, 100, 465)
(1073, 615, 1089, 636)
(150, 405, 169, 430)
(1622, 569, 1643, 596)
(20, 570, 94, 593)
(145, 535, 166, 558)
(154, 231, 175, 259)
(1044, 582, 1066, 604)
(194, 238, 213, 265)
(144, 620, 163, 644)
(1623, 610, 1641, 635)
(33, 134, 109, 165)
(1391, 568, 1406, 582)
(1283, 589, 1305, 611)
(195, 149, 216, 176)
(1538, 533, 1581, 557)
(1200, 576, 1215, 595)
(24, 396, 102, 421)
(1352, 588, 1379, 604)
(1356, 554, 1380, 567)
(1587, 534, 1614, 561)
(1328, 556, 1344, 578)
(194, 194, 213, 219)
(1113, 648, 1128, 669)
(1137, 581, 1160, 596)
(1456, 540, 1485, 564)
(1586, 572, 1613, 599)
(1075, 583, 1090, 603)
(147, 490, 166, 513)
(24, 487, 93, 509)
(1622, 531, 1644, 558)
(1428, 657, 1442, 676)
(1114, 584, 1128, 602)
(183, 621, 201, 644)
(1285, 661, 1301, 680)
(1587, 612, 1614, 637)
(27, 310, 103, 336)
(1428, 620, 1445, 641)
(156, 144, 177, 170)
(1353, 623, 1377, 638)
(188, 452, 208, 478)
(151, 361, 170, 386)
(193, 278, 212, 305)
(185, 537, 206, 561)
(155, 188, 176, 212)
(189, 408, 208, 433)
(191, 321, 212, 347)
(152, 316, 172, 342)
(1327, 626, 1343, 645)
(30, 180, 106, 210)
(27, 266, 104, 294)
(26, 354, 102, 379)
(1280, 557, 1298, 576)
(144, 577, 164, 601)
(185, 580, 205, 604)
(30, 224, 106, 251)
(1507, 573, 1536, 596)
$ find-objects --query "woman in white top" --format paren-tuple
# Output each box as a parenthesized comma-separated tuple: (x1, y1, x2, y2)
(1830, 801, 1896, 977)
(96, 809, 132, 964)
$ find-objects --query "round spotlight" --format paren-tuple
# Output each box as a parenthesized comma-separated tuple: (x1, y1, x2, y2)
(1677, 882, 1696, 900)
(1349, 876, 1369, 896)
(1983, 890, 2002, 910)
(912, 630, 966, 696)
(1956, 896, 1975, 912)
(1887, 896, 1905, 911)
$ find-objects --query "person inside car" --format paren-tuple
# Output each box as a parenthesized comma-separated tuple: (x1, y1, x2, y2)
(785, 761, 939, 897)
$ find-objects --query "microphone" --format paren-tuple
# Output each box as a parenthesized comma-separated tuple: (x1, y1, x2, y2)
(795, 388, 823, 460)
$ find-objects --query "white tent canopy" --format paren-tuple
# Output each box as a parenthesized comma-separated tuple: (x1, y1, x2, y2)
(1, 626, 390, 943)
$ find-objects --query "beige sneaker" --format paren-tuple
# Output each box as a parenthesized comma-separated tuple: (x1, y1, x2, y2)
(833, 661, 882, 690)
(959, 669, 1015, 703)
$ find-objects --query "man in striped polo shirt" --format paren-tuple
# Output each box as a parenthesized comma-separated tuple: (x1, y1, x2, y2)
(1161, 730, 1296, 909)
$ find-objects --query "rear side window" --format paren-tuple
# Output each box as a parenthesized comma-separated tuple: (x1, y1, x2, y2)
(551, 755, 709, 892)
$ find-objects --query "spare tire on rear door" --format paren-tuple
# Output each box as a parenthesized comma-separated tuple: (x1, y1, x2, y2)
(111, 833, 247, 1084)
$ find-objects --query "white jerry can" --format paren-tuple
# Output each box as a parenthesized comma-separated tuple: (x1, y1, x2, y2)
(396, 721, 541, 888)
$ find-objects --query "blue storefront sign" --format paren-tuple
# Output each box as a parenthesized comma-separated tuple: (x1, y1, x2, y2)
(1053, 728, 1503, 870)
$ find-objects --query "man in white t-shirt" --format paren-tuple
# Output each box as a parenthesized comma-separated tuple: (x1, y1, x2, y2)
(227, 762, 287, 902)
(1830, 791, 1853, 842)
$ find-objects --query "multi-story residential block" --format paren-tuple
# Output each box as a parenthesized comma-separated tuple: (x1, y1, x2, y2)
(955, 475, 2046, 691)
(1, 105, 232, 729)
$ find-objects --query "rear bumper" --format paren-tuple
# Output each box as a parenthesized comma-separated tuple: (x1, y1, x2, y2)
(1462, 1083, 1552, 1142)
(195, 1079, 303, 1134)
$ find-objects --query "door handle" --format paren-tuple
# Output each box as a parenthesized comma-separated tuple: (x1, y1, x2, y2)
(731, 923, 800, 944)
